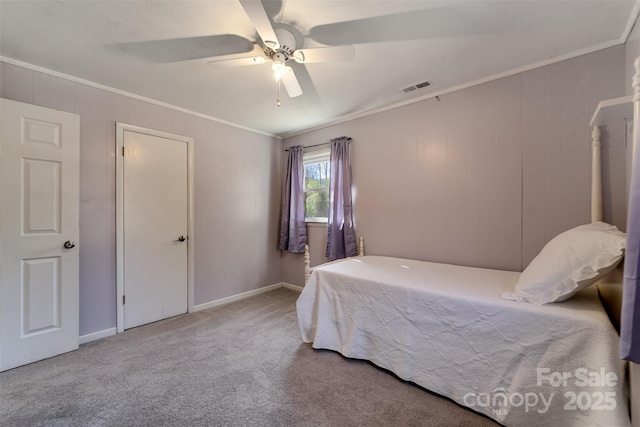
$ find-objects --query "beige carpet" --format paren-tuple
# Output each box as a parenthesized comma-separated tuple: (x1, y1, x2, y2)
(0, 288, 499, 426)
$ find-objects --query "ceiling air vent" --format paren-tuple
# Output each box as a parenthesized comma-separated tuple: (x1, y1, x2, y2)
(401, 80, 431, 94)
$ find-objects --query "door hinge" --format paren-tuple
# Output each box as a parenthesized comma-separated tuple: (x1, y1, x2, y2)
(122, 146, 125, 156)
(123, 295, 125, 305)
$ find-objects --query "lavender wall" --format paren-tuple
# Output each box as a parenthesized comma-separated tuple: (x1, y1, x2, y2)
(282, 45, 627, 286)
(0, 62, 283, 336)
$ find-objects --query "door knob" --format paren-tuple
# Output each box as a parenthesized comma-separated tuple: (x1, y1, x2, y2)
(63, 240, 76, 249)
(176, 236, 187, 242)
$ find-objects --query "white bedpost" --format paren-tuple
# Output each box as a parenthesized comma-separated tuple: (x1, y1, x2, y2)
(591, 126, 603, 223)
(304, 244, 310, 283)
(358, 236, 365, 256)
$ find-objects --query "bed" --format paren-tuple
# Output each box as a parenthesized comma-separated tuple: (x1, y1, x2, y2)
(296, 61, 640, 427)
(298, 255, 628, 426)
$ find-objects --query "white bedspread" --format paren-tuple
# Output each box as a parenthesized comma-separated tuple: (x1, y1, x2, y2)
(297, 256, 629, 427)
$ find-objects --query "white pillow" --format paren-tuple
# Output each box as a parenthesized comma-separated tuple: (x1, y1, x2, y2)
(502, 222, 625, 305)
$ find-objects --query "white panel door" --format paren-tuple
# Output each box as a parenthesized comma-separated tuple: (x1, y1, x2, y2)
(0, 98, 80, 372)
(123, 130, 188, 329)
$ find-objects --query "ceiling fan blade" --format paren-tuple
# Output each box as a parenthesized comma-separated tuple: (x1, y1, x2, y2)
(113, 34, 256, 63)
(207, 45, 267, 69)
(281, 68, 303, 98)
(238, 0, 279, 49)
(308, 7, 496, 46)
(207, 56, 266, 69)
(292, 45, 355, 64)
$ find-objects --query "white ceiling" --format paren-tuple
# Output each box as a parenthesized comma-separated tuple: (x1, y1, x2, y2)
(1, 1, 638, 137)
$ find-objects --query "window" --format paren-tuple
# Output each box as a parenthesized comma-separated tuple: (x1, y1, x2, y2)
(303, 150, 330, 222)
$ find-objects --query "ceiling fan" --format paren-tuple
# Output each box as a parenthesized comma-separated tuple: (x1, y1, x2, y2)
(207, 0, 355, 100)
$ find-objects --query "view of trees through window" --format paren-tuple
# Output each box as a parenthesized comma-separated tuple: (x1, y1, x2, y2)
(304, 160, 330, 220)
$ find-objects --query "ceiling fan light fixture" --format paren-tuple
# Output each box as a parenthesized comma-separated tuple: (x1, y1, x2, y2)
(272, 60, 285, 81)
(273, 62, 291, 81)
(272, 51, 288, 81)
(272, 60, 286, 72)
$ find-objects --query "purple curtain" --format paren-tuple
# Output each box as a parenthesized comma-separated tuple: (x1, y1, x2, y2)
(621, 128, 640, 361)
(326, 137, 357, 261)
(279, 145, 307, 253)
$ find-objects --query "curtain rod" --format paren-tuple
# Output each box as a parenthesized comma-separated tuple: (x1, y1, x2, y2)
(284, 137, 351, 152)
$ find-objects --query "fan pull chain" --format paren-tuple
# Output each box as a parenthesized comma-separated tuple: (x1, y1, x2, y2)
(276, 78, 281, 107)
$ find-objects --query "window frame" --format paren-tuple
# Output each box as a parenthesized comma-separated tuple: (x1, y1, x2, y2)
(303, 149, 331, 223)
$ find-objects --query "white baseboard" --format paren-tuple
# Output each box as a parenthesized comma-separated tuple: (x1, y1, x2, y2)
(282, 283, 303, 292)
(194, 283, 284, 312)
(193, 282, 305, 312)
(79, 327, 117, 345)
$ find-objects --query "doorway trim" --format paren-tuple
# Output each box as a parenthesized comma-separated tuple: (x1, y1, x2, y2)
(115, 123, 195, 333)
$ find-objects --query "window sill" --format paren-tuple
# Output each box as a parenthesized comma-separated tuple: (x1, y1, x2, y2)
(306, 221, 328, 228)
